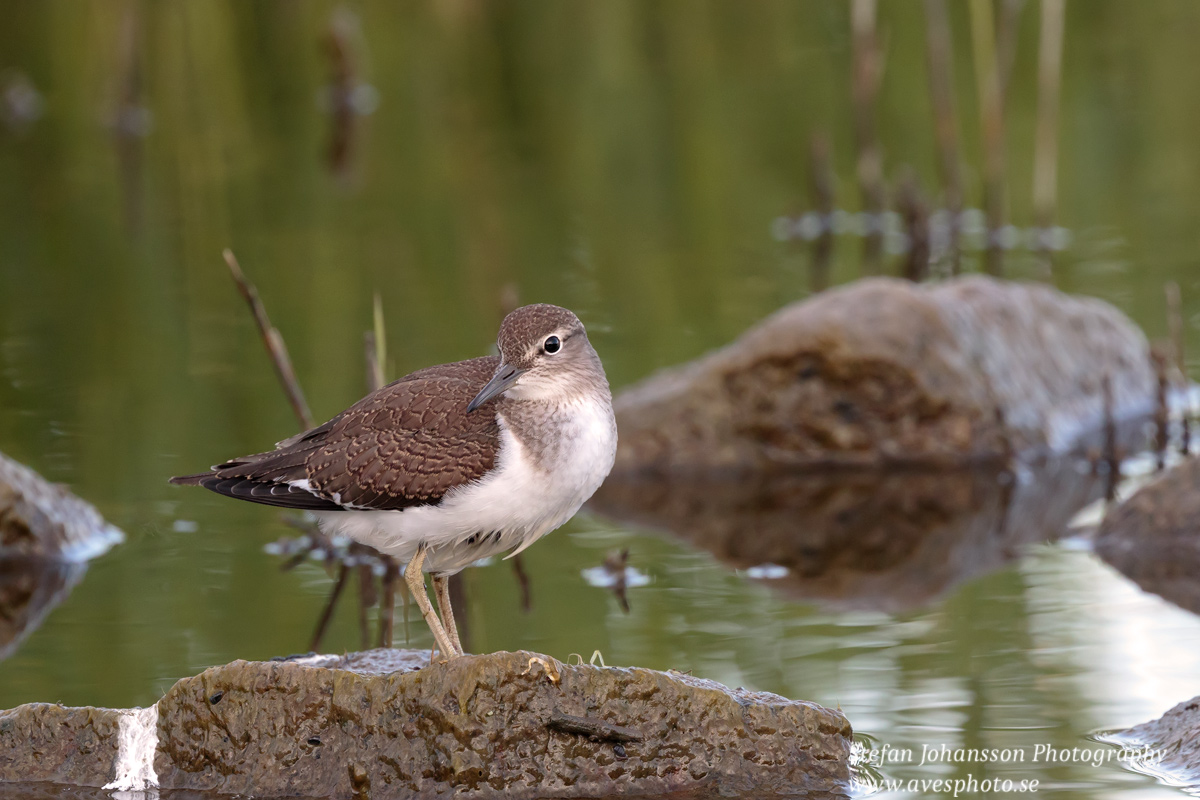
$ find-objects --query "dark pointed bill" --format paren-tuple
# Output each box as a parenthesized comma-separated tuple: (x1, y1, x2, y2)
(467, 364, 526, 412)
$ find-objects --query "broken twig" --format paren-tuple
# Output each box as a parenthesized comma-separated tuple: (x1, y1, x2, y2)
(357, 563, 375, 650)
(378, 555, 399, 648)
(896, 169, 931, 282)
(223, 248, 314, 429)
(309, 563, 350, 652)
(1153, 347, 1170, 471)
(547, 710, 644, 744)
(512, 552, 533, 612)
(1167, 282, 1190, 456)
(1102, 373, 1120, 503)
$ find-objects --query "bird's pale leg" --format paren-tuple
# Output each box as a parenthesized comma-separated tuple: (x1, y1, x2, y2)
(432, 575, 463, 655)
(403, 546, 460, 658)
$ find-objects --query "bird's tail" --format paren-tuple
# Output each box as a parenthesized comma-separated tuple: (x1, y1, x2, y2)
(168, 472, 210, 486)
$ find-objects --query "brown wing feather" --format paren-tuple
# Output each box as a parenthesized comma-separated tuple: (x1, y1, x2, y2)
(170, 356, 502, 511)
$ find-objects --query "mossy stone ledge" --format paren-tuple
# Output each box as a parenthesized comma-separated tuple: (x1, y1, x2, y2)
(0, 649, 853, 799)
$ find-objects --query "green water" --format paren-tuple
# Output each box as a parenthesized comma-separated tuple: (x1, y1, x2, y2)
(3, 2, 1200, 797)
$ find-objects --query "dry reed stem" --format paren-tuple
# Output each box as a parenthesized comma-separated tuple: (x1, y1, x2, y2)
(1153, 346, 1170, 471)
(808, 131, 835, 291)
(1033, 0, 1065, 234)
(1167, 281, 1190, 456)
(378, 556, 399, 648)
(222, 248, 314, 430)
(969, 0, 1007, 276)
(995, 0, 1026, 99)
(1102, 372, 1119, 503)
(371, 292, 387, 391)
(309, 563, 349, 653)
(851, 0, 886, 274)
(365, 332, 383, 393)
(923, 0, 964, 273)
(225, 248, 396, 651)
(512, 551, 533, 613)
(357, 563, 374, 650)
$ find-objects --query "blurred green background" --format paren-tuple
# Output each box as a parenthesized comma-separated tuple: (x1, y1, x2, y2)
(2, 2, 1200, 797)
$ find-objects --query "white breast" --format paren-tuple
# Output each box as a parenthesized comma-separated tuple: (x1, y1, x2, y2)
(313, 395, 617, 574)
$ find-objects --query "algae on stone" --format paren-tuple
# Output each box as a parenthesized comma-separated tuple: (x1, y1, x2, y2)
(0, 649, 854, 799)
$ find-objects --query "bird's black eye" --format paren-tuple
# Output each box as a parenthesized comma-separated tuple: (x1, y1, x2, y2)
(543, 335, 561, 354)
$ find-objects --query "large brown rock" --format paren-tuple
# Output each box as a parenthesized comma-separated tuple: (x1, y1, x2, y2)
(0, 649, 853, 799)
(613, 277, 1154, 474)
(1094, 457, 1200, 614)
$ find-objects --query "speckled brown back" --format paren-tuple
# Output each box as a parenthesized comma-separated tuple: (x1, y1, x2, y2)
(171, 356, 503, 510)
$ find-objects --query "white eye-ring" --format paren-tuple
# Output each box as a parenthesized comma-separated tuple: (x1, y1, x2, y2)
(543, 335, 561, 354)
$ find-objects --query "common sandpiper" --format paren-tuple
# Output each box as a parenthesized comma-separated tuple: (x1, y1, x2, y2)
(172, 304, 617, 658)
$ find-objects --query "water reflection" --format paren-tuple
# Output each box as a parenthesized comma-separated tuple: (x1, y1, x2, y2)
(0, 557, 86, 662)
(1093, 453, 1200, 617)
(592, 457, 1106, 612)
(1024, 547, 1200, 727)
(780, 544, 1200, 799)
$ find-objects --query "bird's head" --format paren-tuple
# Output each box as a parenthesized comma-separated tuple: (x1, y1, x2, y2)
(467, 304, 602, 412)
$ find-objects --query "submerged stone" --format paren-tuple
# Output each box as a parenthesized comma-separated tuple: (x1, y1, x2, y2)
(1094, 457, 1200, 614)
(0, 450, 123, 561)
(0, 649, 853, 799)
(612, 276, 1154, 474)
(1109, 695, 1200, 792)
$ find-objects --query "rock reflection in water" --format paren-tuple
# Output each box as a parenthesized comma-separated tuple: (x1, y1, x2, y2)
(592, 458, 1106, 612)
(1095, 456, 1200, 615)
(0, 451, 123, 662)
(0, 557, 86, 662)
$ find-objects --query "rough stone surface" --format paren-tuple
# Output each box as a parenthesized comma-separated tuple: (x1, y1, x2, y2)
(612, 277, 1155, 475)
(0, 703, 123, 788)
(0, 450, 123, 560)
(0, 650, 853, 799)
(1095, 457, 1200, 614)
(1111, 695, 1200, 790)
(593, 455, 1109, 612)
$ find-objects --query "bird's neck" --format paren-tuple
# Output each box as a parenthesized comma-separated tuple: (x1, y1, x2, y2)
(498, 386, 613, 473)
